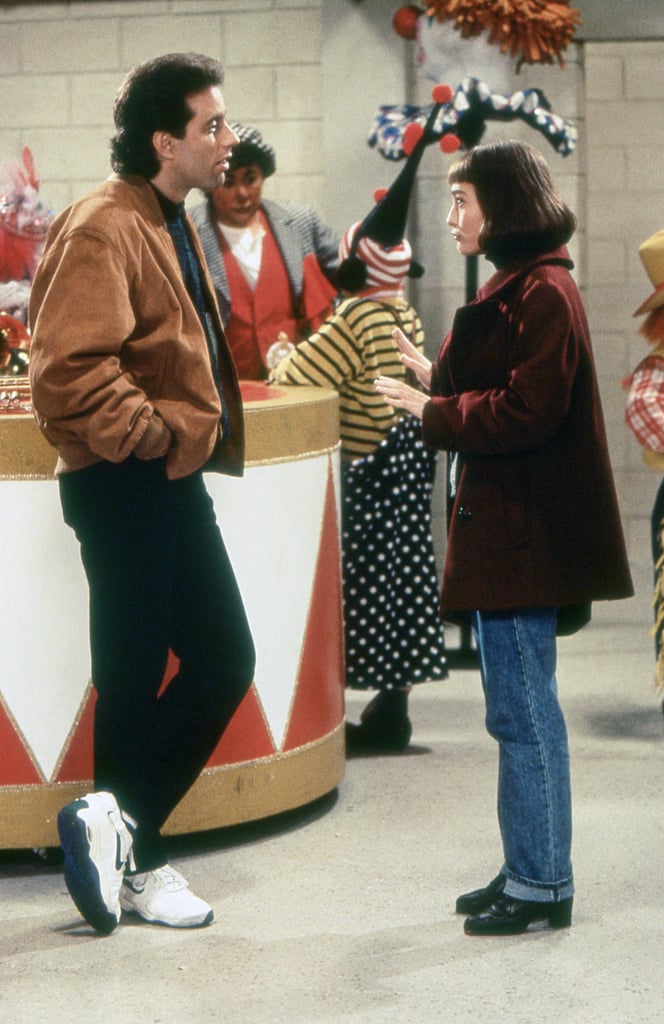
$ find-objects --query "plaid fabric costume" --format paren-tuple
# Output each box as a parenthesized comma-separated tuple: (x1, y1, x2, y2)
(626, 347, 664, 692)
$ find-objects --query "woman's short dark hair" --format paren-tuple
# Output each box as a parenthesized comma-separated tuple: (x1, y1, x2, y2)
(110, 52, 224, 178)
(448, 139, 576, 265)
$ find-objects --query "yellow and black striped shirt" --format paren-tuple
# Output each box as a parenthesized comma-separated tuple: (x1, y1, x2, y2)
(270, 296, 425, 460)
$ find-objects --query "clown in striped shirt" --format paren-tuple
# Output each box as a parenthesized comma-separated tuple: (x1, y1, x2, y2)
(270, 222, 448, 751)
(270, 222, 426, 461)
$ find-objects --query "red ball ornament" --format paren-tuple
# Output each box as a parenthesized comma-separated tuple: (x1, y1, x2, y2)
(0, 312, 30, 348)
(403, 122, 424, 156)
(392, 6, 422, 42)
(373, 187, 388, 203)
(440, 134, 462, 155)
(432, 84, 453, 105)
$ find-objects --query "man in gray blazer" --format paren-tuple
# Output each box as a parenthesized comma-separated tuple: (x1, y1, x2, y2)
(190, 123, 339, 379)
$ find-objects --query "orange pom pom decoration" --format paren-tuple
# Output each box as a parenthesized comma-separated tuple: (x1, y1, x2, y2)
(425, 0, 581, 69)
(432, 83, 453, 104)
(373, 187, 389, 203)
(440, 134, 462, 154)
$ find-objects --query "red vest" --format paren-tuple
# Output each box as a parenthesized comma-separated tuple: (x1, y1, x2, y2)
(221, 215, 298, 379)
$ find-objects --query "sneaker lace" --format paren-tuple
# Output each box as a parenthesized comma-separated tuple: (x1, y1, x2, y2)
(152, 865, 188, 892)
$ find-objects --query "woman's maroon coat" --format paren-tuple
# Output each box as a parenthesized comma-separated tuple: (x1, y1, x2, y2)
(422, 247, 633, 633)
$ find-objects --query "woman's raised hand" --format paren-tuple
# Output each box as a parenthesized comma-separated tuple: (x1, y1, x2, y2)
(374, 375, 429, 420)
(392, 327, 432, 391)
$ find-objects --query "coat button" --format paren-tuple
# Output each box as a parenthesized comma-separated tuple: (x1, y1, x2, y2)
(457, 506, 472, 520)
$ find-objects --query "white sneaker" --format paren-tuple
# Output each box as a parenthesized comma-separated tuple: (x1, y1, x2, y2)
(57, 791, 133, 935)
(120, 865, 214, 928)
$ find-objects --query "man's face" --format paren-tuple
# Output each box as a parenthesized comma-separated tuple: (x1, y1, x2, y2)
(209, 163, 265, 229)
(164, 86, 238, 199)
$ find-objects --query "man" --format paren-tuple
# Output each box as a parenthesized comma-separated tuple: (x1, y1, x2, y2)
(190, 124, 339, 379)
(29, 53, 255, 934)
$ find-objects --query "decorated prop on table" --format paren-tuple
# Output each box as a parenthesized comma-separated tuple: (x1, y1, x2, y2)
(0, 311, 30, 376)
(396, 2, 581, 71)
(0, 310, 31, 412)
(0, 147, 52, 284)
(338, 84, 458, 294)
(379, 5, 579, 161)
(266, 332, 296, 372)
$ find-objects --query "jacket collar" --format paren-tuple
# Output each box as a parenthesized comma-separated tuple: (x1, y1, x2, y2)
(149, 182, 184, 222)
(477, 246, 573, 303)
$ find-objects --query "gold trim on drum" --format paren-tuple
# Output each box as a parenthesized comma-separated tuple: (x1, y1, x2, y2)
(0, 725, 345, 849)
(164, 724, 345, 835)
(0, 385, 339, 478)
(0, 414, 54, 479)
(244, 386, 339, 466)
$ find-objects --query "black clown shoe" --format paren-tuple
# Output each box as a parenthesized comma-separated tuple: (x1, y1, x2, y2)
(344, 714, 412, 754)
(345, 688, 412, 754)
(464, 894, 573, 936)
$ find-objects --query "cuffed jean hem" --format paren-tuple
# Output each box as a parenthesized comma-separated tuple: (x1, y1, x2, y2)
(473, 607, 574, 903)
(503, 865, 575, 903)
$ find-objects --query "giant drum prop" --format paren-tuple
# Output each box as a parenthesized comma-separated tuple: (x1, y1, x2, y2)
(0, 382, 344, 848)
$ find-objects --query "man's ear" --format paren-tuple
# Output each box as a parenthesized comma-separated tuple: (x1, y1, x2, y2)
(152, 131, 174, 163)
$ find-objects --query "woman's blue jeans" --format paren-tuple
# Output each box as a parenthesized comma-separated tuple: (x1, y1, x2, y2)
(473, 608, 574, 903)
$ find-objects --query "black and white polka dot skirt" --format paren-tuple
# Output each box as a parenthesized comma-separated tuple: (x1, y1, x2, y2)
(341, 415, 448, 691)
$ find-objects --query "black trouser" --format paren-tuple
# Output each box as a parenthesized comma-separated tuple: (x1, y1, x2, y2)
(60, 456, 255, 870)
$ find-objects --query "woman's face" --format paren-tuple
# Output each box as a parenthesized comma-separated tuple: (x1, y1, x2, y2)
(210, 161, 264, 228)
(447, 181, 484, 256)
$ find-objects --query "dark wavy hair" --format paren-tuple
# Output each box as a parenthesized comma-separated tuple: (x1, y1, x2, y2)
(448, 139, 576, 266)
(110, 52, 224, 178)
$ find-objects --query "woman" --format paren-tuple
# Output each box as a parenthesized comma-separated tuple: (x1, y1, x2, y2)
(190, 123, 339, 379)
(270, 222, 448, 751)
(376, 140, 633, 935)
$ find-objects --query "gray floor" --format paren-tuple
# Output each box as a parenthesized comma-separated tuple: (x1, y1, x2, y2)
(1, 560, 663, 1024)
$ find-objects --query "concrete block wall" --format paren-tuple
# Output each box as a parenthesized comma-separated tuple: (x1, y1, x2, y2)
(1, 1, 662, 570)
(584, 41, 664, 568)
(0, 0, 328, 216)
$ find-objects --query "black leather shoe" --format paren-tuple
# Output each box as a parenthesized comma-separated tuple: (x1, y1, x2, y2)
(455, 873, 506, 915)
(464, 894, 573, 936)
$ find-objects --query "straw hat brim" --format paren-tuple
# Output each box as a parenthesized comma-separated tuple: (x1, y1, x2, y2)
(634, 282, 664, 317)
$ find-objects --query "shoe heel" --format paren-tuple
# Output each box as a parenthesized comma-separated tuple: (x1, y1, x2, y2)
(548, 897, 573, 929)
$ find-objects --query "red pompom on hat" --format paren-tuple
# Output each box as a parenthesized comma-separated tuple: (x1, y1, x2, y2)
(431, 84, 453, 104)
(440, 134, 462, 154)
(403, 123, 424, 156)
